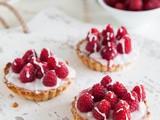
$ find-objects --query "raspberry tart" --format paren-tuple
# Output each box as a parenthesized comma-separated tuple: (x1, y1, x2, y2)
(76, 24, 139, 72)
(71, 75, 150, 120)
(4, 48, 76, 101)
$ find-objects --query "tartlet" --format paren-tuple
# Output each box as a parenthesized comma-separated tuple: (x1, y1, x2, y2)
(71, 75, 150, 120)
(4, 48, 76, 101)
(76, 25, 138, 72)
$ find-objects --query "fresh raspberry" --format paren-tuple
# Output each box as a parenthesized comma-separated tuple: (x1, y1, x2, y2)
(55, 62, 69, 79)
(43, 70, 57, 87)
(40, 48, 52, 62)
(101, 42, 117, 61)
(86, 28, 101, 53)
(86, 41, 100, 53)
(119, 0, 125, 3)
(144, 0, 160, 10)
(122, 91, 139, 112)
(77, 93, 94, 113)
(129, 0, 143, 11)
(124, 35, 132, 54)
(117, 35, 132, 54)
(86, 28, 100, 42)
(48, 56, 58, 70)
(106, 84, 114, 91)
(115, 3, 126, 10)
(102, 31, 115, 45)
(124, 0, 130, 9)
(19, 63, 35, 83)
(12, 58, 25, 73)
(36, 62, 49, 79)
(100, 75, 112, 87)
(105, 91, 118, 109)
(91, 83, 105, 102)
(112, 82, 127, 98)
(116, 26, 128, 40)
(113, 100, 131, 120)
(143, 0, 150, 3)
(88, 89, 93, 95)
(132, 85, 146, 102)
(30, 57, 40, 66)
(30, 57, 49, 79)
(104, 0, 119, 6)
(92, 99, 111, 120)
(80, 88, 90, 96)
(22, 49, 37, 64)
(102, 24, 114, 37)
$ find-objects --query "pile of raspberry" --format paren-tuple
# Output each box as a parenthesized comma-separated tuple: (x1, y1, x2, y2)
(85, 25, 132, 61)
(77, 75, 146, 120)
(104, 0, 160, 11)
(11, 48, 69, 87)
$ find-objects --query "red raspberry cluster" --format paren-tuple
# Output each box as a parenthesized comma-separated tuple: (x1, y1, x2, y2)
(11, 48, 69, 87)
(77, 75, 146, 120)
(104, 0, 160, 11)
(85, 25, 132, 61)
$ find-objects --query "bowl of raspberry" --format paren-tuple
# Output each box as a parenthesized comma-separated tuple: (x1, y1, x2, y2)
(98, 0, 160, 28)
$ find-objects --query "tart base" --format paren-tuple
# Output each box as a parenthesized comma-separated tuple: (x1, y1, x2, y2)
(76, 40, 130, 72)
(4, 63, 73, 101)
(71, 97, 151, 120)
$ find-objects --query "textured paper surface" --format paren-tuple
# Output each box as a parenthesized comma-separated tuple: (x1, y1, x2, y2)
(0, 7, 160, 120)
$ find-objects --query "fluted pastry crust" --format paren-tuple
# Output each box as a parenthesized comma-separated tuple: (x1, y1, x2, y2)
(4, 63, 73, 101)
(71, 97, 150, 120)
(76, 40, 130, 72)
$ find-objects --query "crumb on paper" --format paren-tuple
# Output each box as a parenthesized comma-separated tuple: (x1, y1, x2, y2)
(9, 94, 14, 99)
(66, 61, 69, 65)
(12, 102, 18, 108)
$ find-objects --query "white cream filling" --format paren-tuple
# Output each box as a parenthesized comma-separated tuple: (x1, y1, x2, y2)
(6, 65, 76, 94)
(75, 99, 147, 120)
(79, 40, 139, 67)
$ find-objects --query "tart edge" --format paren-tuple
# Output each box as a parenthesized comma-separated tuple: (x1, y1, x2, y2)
(4, 62, 73, 101)
(76, 40, 130, 72)
(71, 96, 151, 120)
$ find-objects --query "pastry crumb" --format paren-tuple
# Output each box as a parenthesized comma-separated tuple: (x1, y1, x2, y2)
(66, 61, 69, 65)
(12, 102, 18, 108)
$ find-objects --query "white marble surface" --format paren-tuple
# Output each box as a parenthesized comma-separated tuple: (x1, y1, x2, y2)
(0, 1, 160, 120)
